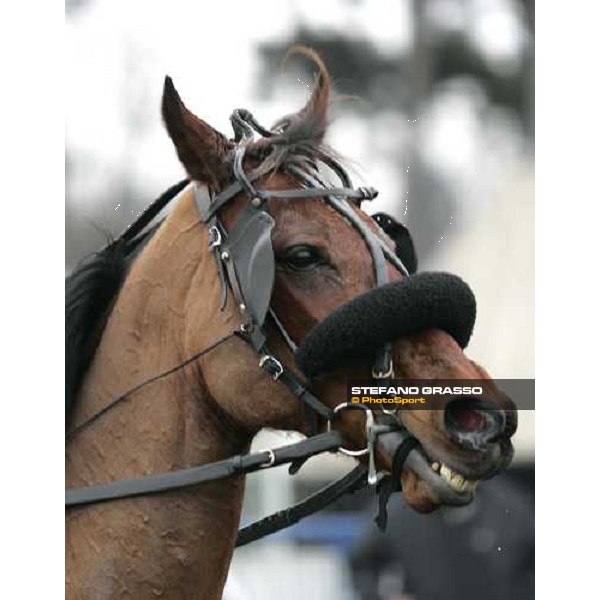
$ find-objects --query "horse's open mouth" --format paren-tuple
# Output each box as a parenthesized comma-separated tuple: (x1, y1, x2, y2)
(377, 408, 515, 513)
(400, 446, 478, 507)
(398, 434, 515, 512)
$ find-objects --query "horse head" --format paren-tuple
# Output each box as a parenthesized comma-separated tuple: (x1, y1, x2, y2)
(159, 48, 517, 514)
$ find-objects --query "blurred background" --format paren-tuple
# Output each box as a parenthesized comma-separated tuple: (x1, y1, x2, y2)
(66, 1, 534, 598)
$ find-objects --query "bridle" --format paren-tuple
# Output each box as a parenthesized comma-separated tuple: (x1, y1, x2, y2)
(65, 109, 418, 542)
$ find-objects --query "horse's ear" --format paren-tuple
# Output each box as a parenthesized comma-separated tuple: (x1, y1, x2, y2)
(161, 76, 233, 188)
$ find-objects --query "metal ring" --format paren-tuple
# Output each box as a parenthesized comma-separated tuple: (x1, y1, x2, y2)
(327, 402, 371, 457)
(259, 448, 276, 468)
(258, 355, 284, 381)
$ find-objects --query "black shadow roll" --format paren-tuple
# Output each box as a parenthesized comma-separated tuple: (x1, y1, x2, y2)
(295, 272, 476, 378)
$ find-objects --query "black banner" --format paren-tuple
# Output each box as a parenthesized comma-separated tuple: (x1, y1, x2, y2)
(346, 379, 535, 410)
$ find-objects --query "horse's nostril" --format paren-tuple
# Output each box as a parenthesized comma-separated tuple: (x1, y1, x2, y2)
(444, 396, 506, 450)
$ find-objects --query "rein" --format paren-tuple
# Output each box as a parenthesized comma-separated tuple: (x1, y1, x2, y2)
(66, 430, 347, 507)
(65, 329, 239, 442)
(66, 109, 418, 541)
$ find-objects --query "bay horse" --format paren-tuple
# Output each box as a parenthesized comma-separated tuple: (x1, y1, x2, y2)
(66, 49, 517, 599)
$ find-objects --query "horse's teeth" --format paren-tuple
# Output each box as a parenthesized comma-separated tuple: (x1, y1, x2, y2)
(440, 463, 452, 480)
(437, 462, 478, 493)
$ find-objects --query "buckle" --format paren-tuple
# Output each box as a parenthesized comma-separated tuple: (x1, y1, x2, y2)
(259, 355, 284, 381)
(208, 226, 222, 250)
(358, 186, 379, 200)
(372, 364, 395, 379)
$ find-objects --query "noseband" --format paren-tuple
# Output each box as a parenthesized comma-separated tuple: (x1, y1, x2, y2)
(65, 109, 418, 539)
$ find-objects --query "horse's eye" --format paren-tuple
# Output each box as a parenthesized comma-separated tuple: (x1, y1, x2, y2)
(282, 245, 326, 271)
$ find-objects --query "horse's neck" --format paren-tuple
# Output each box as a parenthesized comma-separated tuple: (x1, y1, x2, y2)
(66, 189, 248, 600)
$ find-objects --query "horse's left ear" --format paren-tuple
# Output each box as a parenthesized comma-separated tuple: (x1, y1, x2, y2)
(161, 76, 233, 188)
(372, 213, 418, 274)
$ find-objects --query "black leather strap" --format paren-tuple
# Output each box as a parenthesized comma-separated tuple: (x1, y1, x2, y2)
(66, 431, 344, 508)
(195, 178, 378, 224)
(259, 186, 378, 201)
(236, 464, 367, 547)
(66, 330, 239, 442)
(195, 180, 238, 222)
(122, 179, 189, 241)
(374, 433, 419, 531)
(276, 369, 335, 421)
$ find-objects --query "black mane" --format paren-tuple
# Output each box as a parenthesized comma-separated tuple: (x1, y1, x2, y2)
(65, 180, 189, 429)
(65, 239, 129, 428)
(65, 221, 169, 429)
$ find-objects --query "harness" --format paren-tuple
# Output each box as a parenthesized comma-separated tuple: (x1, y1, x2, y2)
(65, 109, 419, 541)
